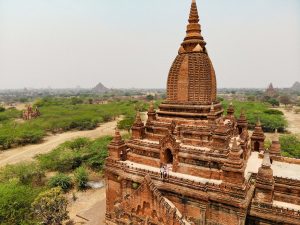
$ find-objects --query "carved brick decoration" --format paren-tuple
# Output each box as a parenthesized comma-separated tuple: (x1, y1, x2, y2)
(109, 175, 191, 225)
(104, 1, 300, 224)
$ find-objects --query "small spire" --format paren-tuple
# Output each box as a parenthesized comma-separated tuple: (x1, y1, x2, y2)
(210, 102, 215, 112)
(240, 109, 246, 118)
(272, 129, 279, 142)
(256, 118, 261, 127)
(134, 111, 144, 126)
(111, 127, 124, 144)
(227, 102, 234, 115)
(218, 117, 224, 125)
(232, 138, 238, 150)
(149, 101, 155, 112)
(262, 150, 271, 168)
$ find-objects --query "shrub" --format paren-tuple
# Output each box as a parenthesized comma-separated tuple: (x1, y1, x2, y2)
(280, 135, 300, 159)
(0, 180, 40, 224)
(37, 136, 111, 172)
(264, 109, 283, 115)
(38, 148, 82, 172)
(0, 106, 5, 112)
(74, 167, 88, 190)
(118, 115, 134, 132)
(32, 188, 69, 225)
(48, 174, 72, 192)
(64, 137, 90, 150)
(0, 162, 45, 186)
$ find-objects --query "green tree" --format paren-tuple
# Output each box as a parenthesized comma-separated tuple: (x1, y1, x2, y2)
(32, 188, 69, 225)
(279, 95, 291, 106)
(267, 98, 280, 107)
(117, 116, 134, 133)
(70, 97, 84, 105)
(146, 95, 154, 101)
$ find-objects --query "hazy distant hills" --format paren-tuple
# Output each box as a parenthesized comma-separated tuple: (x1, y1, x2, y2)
(291, 81, 300, 91)
(92, 82, 109, 93)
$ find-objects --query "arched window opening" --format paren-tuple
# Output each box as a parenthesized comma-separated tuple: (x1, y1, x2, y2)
(165, 149, 173, 164)
(254, 141, 260, 151)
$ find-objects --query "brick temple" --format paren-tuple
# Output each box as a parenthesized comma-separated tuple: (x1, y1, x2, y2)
(265, 83, 277, 98)
(104, 1, 300, 224)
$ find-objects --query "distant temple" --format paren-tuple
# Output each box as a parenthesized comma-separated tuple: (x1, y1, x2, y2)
(104, 1, 300, 224)
(22, 105, 40, 120)
(265, 83, 277, 98)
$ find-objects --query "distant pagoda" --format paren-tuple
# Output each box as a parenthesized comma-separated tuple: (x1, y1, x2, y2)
(265, 83, 277, 97)
(104, 1, 300, 224)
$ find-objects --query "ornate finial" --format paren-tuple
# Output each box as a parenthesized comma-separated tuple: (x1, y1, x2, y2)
(189, 0, 199, 23)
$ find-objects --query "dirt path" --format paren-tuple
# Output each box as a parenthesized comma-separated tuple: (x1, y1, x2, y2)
(278, 107, 300, 134)
(67, 188, 106, 225)
(0, 120, 119, 167)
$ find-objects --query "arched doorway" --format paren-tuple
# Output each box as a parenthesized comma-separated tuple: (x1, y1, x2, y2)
(254, 141, 260, 151)
(164, 149, 173, 164)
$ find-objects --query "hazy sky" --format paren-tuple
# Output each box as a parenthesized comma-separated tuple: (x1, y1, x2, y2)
(0, 0, 299, 89)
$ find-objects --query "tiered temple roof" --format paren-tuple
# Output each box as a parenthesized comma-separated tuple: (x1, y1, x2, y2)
(104, 1, 300, 224)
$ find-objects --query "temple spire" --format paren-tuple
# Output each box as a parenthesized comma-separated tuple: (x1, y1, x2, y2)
(189, 0, 199, 23)
(181, 0, 206, 53)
